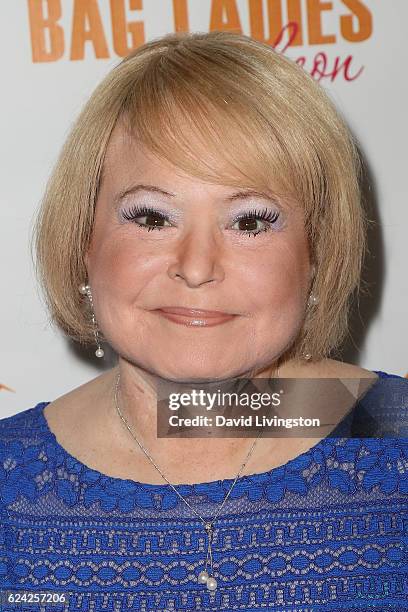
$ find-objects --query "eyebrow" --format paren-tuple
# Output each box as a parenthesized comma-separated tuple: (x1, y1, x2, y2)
(113, 183, 276, 206)
(114, 184, 175, 205)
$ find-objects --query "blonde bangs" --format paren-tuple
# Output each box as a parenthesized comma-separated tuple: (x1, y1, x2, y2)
(119, 38, 329, 228)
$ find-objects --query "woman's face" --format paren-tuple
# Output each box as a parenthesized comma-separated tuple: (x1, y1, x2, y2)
(85, 121, 314, 382)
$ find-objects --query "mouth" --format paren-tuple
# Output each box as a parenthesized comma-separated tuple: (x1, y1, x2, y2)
(153, 307, 238, 327)
(157, 307, 235, 317)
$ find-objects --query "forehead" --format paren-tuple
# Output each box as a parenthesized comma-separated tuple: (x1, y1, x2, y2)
(101, 121, 252, 201)
(101, 121, 178, 183)
(99, 118, 304, 217)
(102, 136, 223, 206)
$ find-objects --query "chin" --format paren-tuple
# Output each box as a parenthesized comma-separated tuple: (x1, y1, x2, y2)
(163, 369, 240, 385)
(150, 360, 249, 385)
(164, 373, 239, 385)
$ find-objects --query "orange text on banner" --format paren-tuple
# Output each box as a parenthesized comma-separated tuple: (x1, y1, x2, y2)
(27, 0, 372, 81)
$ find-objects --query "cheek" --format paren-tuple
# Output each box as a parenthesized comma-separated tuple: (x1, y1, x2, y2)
(87, 231, 157, 298)
(243, 239, 310, 360)
(86, 237, 158, 339)
(244, 236, 311, 313)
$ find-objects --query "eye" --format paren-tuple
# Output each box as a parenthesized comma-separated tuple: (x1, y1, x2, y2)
(120, 204, 282, 237)
(231, 207, 281, 237)
(121, 205, 171, 231)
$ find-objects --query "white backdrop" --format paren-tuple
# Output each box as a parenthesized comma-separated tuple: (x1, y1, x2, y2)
(1, 0, 407, 418)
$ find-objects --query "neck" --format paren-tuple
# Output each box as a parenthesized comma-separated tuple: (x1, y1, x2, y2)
(107, 356, 308, 440)
(94, 356, 317, 485)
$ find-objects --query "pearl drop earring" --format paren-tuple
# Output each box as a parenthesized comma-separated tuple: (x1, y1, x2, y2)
(78, 282, 105, 358)
(302, 291, 319, 360)
(308, 292, 319, 307)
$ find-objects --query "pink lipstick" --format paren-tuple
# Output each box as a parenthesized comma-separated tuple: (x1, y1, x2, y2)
(154, 307, 237, 327)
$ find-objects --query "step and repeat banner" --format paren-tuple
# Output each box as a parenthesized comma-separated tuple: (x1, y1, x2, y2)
(1, 1, 407, 416)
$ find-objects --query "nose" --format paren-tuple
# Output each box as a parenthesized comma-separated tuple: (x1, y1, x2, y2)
(167, 224, 225, 288)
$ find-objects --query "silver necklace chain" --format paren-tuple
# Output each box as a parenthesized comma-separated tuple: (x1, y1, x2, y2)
(113, 368, 278, 592)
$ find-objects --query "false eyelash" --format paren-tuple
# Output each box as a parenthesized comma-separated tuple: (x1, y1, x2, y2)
(234, 207, 280, 225)
(121, 204, 281, 236)
(121, 204, 168, 228)
(228, 207, 281, 237)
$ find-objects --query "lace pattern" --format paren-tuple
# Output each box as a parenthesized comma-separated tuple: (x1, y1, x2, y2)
(0, 371, 407, 611)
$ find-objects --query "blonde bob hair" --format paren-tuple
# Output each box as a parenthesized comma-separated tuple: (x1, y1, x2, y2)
(33, 30, 369, 364)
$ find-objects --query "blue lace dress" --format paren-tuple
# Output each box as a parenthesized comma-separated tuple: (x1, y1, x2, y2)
(0, 370, 407, 611)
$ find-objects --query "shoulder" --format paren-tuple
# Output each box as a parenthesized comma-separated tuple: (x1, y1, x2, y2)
(0, 403, 50, 513)
(284, 357, 381, 380)
(311, 358, 381, 379)
(0, 403, 47, 441)
(295, 359, 407, 437)
(0, 403, 51, 463)
(337, 363, 408, 438)
(43, 368, 116, 445)
(324, 357, 408, 397)
(308, 358, 407, 386)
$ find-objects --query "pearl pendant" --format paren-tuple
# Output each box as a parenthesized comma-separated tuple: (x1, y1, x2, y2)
(79, 283, 90, 295)
(198, 570, 209, 584)
(206, 576, 217, 591)
(197, 570, 217, 591)
(199, 522, 217, 590)
(95, 347, 104, 358)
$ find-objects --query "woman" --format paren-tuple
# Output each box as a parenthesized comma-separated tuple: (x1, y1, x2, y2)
(0, 30, 406, 611)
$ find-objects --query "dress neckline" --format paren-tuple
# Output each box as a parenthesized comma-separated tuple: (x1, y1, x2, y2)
(35, 370, 390, 493)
